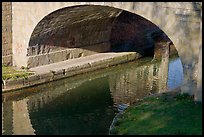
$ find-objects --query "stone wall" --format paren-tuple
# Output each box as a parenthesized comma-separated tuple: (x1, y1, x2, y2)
(2, 2, 12, 66)
(26, 5, 122, 68)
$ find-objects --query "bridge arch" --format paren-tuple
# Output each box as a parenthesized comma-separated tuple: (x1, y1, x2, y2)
(9, 2, 202, 101)
(27, 4, 177, 68)
(11, 2, 201, 69)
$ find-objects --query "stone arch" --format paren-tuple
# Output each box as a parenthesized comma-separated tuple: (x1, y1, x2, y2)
(27, 4, 178, 68)
(8, 2, 202, 101)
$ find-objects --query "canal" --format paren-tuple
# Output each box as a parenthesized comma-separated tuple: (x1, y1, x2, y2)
(2, 54, 183, 135)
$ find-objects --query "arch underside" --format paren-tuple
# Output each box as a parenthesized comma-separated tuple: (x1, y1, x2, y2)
(27, 5, 177, 68)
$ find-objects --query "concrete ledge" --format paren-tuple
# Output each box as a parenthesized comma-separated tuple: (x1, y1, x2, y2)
(24, 75, 41, 86)
(3, 77, 24, 90)
(27, 42, 111, 68)
(2, 52, 140, 92)
(38, 72, 53, 83)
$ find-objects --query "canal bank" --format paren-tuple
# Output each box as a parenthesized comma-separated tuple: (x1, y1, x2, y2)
(2, 52, 185, 135)
(2, 52, 141, 92)
(109, 89, 202, 135)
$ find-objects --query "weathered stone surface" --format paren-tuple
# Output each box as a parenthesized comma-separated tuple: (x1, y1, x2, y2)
(27, 56, 39, 68)
(37, 54, 49, 66)
(127, 52, 141, 60)
(112, 54, 128, 64)
(195, 46, 202, 102)
(2, 55, 12, 66)
(39, 72, 53, 83)
(24, 75, 40, 86)
(52, 69, 66, 80)
(153, 41, 170, 60)
(2, 2, 12, 66)
(26, 43, 112, 68)
(48, 50, 65, 64)
(27, 5, 120, 58)
(69, 48, 84, 59)
(3, 78, 24, 90)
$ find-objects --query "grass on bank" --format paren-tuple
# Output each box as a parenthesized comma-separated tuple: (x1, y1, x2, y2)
(2, 65, 34, 80)
(110, 93, 202, 135)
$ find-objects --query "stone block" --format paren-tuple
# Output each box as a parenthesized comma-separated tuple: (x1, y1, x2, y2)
(89, 57, 111, 67)
(82, 50, 97, 56)
(24, 75, 41, 86)
(48, 50, 68, 64)
(3, 78, 24, 90)
(85, 57, 115, 72)
(39, 72, 53, 83)
(65, 69, 78, 77)
(127, 52, 142, 61)
(27, 56, 39, 68)
(112, 54, 128, 65)
(70, 48, 84, 59)
(75, 66, 94, 74)
(64, 63, 91, 77)
(66, 49, 73, 59)
(2, 55, 12, 66)
(37, 54, 49, 66)
(76, 63, 90, 70)
(52, 69, 66, 80)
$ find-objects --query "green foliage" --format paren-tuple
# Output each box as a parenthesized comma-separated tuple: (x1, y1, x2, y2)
(110, 93, 202, 135)
(2, 66, 34, 80)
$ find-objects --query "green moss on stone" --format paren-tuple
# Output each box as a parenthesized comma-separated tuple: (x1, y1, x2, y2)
(2, 65, 34, 80)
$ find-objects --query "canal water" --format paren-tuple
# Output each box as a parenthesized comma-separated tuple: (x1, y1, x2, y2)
(2, 54, 183, 135)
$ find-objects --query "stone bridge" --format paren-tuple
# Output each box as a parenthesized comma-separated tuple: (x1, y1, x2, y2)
(2, 2, 202, 101)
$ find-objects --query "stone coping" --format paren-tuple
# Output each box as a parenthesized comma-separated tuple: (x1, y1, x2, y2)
(2, 52, 141, 93)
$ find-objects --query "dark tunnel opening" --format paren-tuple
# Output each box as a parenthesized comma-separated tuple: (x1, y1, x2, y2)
(28, 5, 178, 67)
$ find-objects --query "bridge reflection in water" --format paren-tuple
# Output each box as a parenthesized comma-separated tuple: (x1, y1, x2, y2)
(2, 55, 183, 135)
(109, 56, 169, 107)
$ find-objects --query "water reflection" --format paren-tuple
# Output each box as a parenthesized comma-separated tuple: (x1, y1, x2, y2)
(2, 55, 183, 135)
(109, 56, 169, 107)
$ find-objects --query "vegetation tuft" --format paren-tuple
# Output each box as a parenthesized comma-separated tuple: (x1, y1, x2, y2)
(2, 65, 34, 80)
